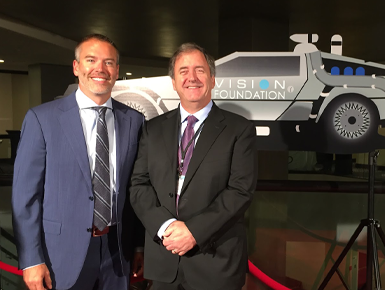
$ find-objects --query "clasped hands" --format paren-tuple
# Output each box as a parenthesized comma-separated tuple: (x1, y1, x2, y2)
(162, 221, 196, 256)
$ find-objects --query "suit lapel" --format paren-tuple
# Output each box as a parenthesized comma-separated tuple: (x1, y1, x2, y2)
(181, 104, 226, 193)
(162, 109, 179, 172)
(57, 93, 92, 192)
(112, 99, 131, 193)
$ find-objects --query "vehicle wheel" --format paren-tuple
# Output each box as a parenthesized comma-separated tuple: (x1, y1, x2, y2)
(113, 87, 169, 120)
(320, 94, 379, 151)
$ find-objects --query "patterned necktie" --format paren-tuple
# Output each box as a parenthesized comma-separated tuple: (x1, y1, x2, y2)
(177, 115, 198, 214)
(178, 115, 198, 176)
(92, 107, 111, 231)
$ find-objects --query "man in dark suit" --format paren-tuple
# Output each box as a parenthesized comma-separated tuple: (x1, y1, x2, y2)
(130, 43, 257, 290)
(12, 34, 144, 290)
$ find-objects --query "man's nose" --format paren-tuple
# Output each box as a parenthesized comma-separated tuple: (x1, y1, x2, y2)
(187, 70, 198, 81)
(95, 61, 107, 72)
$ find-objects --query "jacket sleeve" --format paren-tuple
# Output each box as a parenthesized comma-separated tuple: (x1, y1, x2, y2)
(12, 109, 46, 269)
(130, 121, 176, 241)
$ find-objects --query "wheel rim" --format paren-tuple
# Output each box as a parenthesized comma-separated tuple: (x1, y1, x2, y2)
(333, 101, 371, 139)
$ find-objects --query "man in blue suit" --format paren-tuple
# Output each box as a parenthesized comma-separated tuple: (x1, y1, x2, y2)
(12, 34, 144, 290)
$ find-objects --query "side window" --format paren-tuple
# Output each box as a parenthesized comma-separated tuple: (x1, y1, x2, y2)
(216, 56, 301, 77)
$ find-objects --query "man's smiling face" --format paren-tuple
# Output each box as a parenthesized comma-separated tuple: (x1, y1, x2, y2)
(73, 38, 119, 104)
(172, 49, 215, 113)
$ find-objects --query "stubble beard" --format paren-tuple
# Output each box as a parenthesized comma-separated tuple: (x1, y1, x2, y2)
(79, 74, 113, 96)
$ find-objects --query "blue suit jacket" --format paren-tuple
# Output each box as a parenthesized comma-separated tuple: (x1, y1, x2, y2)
(12, 92, 144, 289)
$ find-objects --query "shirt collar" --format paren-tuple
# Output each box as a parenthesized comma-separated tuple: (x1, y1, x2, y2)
(179, 100, 213, 123)
(75, 88, 113, 110)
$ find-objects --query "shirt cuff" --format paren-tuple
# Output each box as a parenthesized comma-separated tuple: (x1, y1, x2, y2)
(157, 218, 177, 239)
(23, 263, 45, 270)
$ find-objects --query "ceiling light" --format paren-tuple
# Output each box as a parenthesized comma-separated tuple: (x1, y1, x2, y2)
(126, 72, 132, 75)
(0, 60, 4, 63)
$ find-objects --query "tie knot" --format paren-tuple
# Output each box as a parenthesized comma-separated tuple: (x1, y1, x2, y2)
(186, 115, 198, 127)
(94, 107, 108, 117)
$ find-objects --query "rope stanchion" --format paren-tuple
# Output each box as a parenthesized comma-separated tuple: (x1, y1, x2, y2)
(248, 260, 291, 290)
(0, 260, 22, 275)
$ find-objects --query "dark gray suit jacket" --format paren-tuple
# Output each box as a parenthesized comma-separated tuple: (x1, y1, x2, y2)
(130, 103, 257, 290)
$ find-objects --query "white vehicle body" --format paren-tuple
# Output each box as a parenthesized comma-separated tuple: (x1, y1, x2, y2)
(67, 35, 385, 153)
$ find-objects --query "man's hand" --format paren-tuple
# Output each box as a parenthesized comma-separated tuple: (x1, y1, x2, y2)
(163, 221, 196, 256)
(23, 264, 52, 290)
(132, 252, 144, 277)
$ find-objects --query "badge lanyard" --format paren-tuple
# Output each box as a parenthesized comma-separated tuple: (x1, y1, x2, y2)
(178, 121, 205, 177)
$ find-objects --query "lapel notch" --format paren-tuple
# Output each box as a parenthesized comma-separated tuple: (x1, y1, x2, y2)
(162, 110, 180, 171)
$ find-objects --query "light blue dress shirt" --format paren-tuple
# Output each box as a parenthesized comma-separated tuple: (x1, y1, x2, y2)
(76, 89, 117, 225)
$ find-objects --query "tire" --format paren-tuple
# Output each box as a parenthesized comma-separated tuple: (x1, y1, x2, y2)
(113, 87, 169, 120)
(320, 93, 379, 151)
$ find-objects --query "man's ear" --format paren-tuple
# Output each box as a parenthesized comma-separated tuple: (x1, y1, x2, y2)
(116, 65, 120, 79)
(73, 60, 79, 76)
(172, 78, 176, 91)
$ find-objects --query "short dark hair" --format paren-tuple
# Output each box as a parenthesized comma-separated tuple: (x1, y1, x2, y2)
(75, 33, 120, 64)
(168, 43, 216, 79)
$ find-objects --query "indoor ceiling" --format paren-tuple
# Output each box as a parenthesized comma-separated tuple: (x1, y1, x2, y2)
(0, 1, 384, 79)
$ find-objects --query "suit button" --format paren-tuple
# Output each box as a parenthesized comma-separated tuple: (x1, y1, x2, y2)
(87, 228, 92, 232)
(169, 193, 174, 198)
(89, 196, 94, 201)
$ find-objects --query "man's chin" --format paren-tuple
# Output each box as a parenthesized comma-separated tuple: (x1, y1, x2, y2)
(93, 91, 109, 96)
(90, 86, 112, 96)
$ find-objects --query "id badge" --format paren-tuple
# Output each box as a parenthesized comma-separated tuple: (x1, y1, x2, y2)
(177, 175, 185, 196)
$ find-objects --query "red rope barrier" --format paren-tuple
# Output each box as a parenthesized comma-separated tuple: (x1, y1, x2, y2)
(1, 258, 289, 289)
(0, 261, 22, 275)
(0, 260, 144, 283)
(248, 260, 291, 290)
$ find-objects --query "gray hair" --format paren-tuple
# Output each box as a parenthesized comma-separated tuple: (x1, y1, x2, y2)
(75, 33, 120, 65)
(168, 43, 216, 79)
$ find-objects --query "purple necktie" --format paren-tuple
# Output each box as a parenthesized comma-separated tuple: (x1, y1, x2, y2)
(176, 115, 198, 214)
(178, 115, 198, 176)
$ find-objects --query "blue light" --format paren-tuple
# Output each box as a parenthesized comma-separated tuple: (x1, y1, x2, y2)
(356, 67, 365, 75)
(331, 66, 340, 75)
(259, 79, 269, 90)
(344, 67, 353, 75)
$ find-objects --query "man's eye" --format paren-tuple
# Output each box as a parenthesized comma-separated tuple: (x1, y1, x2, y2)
(86, 59, 94, 63)
(180, 70, 187, 75)
(106, 61, 114, 66)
